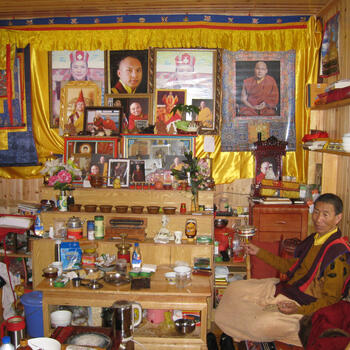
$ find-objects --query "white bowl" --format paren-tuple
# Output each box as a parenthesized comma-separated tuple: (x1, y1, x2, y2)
(29, 337, 61, 350)
(174, 266, 192, 279)
(50, 310, 72, 328)
(165, 272, 176, 284)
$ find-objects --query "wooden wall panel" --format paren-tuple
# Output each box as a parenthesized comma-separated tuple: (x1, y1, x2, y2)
(309, 0, 350, 238)
(0, 178, 41, 210)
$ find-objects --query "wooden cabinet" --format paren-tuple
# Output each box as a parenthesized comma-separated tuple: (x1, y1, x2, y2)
(250, 203, 309, 242)
(35, 186, 215, 349)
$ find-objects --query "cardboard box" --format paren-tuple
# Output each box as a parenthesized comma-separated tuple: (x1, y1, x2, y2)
(307, 83, 327, 107)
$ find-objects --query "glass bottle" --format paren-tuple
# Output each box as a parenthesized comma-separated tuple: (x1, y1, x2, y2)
(17, 339, 31, 350)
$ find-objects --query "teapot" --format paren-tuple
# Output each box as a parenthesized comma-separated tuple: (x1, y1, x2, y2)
(67, 216, 85, 240)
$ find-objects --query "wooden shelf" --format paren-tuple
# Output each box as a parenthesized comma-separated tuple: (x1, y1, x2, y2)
(310, 97, 350, 110)
(305, 149, 350, 157)
(0, 251, 31, 258)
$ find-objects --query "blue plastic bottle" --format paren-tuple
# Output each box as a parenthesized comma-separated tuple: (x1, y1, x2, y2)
(0, 336, 15, 350)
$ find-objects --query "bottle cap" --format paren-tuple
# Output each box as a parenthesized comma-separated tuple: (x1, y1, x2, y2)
(2, 336, 11, 344)
(135, 242, 139, 247)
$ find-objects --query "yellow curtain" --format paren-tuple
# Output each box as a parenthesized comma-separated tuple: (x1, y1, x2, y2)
(0, 18, 322, 183)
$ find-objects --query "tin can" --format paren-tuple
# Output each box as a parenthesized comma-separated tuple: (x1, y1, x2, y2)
(94, 215, 104, 240)
(87, 220, 95, 240)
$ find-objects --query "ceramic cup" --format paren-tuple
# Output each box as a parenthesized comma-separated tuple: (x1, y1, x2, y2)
(174, 230, 183, 244)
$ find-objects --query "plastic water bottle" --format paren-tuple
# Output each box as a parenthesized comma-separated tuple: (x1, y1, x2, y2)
(0, 336, 15, 350)
(131, 242, 142, 269)
(34, 210, 44, 236)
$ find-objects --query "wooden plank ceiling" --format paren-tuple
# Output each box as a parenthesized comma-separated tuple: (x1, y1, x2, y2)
(0, 0, 331, 20)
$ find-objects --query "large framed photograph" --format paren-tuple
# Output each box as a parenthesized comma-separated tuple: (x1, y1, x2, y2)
(49, 50, 105, 128)
(154, 48, 220, 134)
(221, 50, 296, 151)
(107, 159, 130, 187)
(107, 50, 149, 94)
(123, 134, 195, 183)
(64, 136, 119, 183)
(84, 107, 122, 136)
(59, 81, 101, 135)
(105, 94, 152, 133)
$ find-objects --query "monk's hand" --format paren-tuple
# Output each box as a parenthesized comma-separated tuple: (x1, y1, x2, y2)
(242, 242, 260, 256)
(277, 301, 298, 314)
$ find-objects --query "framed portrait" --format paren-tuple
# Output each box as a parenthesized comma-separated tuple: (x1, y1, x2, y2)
(107, 158, 130, 187)
(107, 50, 149, 94)
(64, 136, 119, 183)
(154, 89, 186, 135)
(105, 93, 152, 133)
(153, 48, 220, 134)
(253, 136, 287, 184)
(123, 134, 195, 172)
(129, 159, 146, 183)
(49, 50, 105, 128)
(221, 50, 296, 151)
(59, 81, 101, 135)
(84, 106, 122, 136)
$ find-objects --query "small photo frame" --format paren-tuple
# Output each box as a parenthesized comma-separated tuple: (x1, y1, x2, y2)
(107, 50, 149, 94)
(129, 160, 146, 183)
(107, 159, 130, 187)
(91, 154, 113, 178)
(255, 155, 281, 184)
(105, 93, 152, 133)
(155, 89, 186, 134)
(59, 81, 101, 135)
(84, 107, 122, 136)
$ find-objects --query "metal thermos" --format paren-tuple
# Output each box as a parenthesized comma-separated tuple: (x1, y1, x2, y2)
(112, 300, 142, 343)
(0, 316, 26, 349)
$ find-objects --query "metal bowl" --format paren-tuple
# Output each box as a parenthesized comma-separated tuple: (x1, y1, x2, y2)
(214, 218, 228, 228)
(174, 318, 196, 334)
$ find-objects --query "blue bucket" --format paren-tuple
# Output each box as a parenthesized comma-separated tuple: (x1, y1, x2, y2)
(20, 290, 43, 337)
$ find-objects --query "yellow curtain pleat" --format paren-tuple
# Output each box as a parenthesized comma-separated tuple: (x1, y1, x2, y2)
(0, 18, 322, 182)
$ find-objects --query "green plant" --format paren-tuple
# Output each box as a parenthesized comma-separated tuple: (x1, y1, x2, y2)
(171, 104, 200, 120)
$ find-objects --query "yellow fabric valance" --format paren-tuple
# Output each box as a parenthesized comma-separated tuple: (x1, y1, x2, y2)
(0, 17, 322, 184)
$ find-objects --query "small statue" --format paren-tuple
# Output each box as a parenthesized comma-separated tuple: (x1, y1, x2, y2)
(154, 215, 172, 243)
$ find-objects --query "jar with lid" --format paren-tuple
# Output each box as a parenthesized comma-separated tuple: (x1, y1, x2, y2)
(94, 216, 104, 240)
(87, 220, 95, 240)
(67, 216, 84, 240)
(185, 218, 197, 241)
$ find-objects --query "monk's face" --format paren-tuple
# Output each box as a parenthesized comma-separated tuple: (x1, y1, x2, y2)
(312, 201, 342, 235)
(117, 57, 142, 90)
(254, 62, 268, 80)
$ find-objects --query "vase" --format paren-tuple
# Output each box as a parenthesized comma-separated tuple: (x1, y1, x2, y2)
(58, 191, 68, 212)
(191, 192, 199, 212)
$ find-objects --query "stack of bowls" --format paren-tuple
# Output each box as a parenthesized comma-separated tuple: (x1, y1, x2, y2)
(343, 133, 350, 152)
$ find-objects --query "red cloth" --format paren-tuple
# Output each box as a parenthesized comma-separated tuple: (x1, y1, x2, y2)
(250, 240, 280, 279)
(306, 300, 350, 350)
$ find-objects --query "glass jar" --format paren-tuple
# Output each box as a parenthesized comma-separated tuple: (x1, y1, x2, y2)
(185, 218, 197, 241)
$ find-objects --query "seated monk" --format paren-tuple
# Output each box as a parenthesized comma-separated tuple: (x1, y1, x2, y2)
(215, 193, 350, 347)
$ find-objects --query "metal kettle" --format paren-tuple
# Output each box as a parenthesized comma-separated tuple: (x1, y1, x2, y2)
(112, 300, 142, 342)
